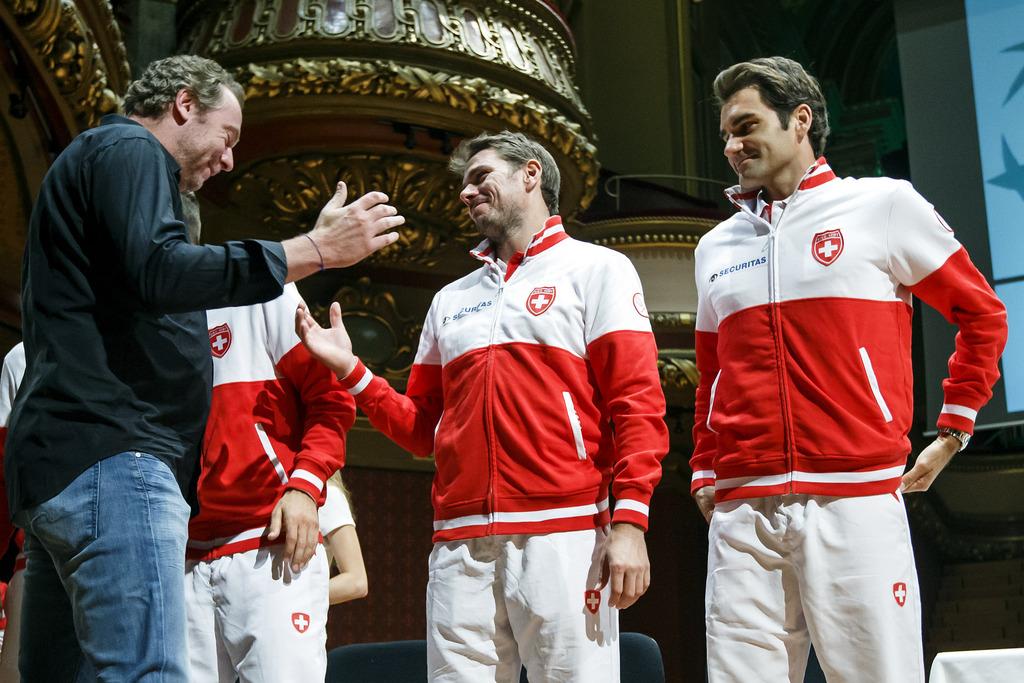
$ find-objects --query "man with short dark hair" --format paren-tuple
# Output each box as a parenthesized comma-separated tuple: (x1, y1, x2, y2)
(298, 130, 668, 681)
(5, 54, 403, 680)
(692, 56, 1007, 681)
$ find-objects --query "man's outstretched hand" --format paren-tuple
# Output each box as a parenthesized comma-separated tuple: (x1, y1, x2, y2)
(311, 183, 405, 268)
(296, 301, 357, 379)
(283, 182, 405, 281)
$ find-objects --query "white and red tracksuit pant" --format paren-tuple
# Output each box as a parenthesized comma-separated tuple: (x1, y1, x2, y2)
(185, 544, 330, 683)
(427, 528, 619, 682)
(705, 492, 925, 682)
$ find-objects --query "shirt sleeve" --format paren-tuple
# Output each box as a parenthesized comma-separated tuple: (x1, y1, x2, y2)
(584, 251, 668, 530)
(319, 475, 356, 537)
(86, 137, 286, 313)
(886, 181, 1008, 433)
(267, 285, 355, 503)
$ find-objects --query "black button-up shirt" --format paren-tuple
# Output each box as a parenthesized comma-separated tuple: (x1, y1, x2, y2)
(6, 115, 287, 515)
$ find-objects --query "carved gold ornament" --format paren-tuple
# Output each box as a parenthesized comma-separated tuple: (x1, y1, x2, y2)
(4, 0, 130, 130)
(179, 0, 587, 115)
(658, 352, 698, 393)
(229, 152, 479, 266)
(234, 57, 598, 211)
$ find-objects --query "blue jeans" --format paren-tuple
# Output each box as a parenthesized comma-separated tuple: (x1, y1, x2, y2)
(14, 451, 191, 682)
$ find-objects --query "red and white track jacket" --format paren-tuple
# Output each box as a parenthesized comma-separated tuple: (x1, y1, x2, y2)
(188, 284, 355, 561)
(341, 216, 668, 542)
(691, 159, 1007, 502)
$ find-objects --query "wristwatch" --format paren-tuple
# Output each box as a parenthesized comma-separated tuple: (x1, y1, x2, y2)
(937, 427, 971, 452)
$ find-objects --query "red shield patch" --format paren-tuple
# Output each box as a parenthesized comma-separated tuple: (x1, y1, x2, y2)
(292, 611, 310, 633)
(584, 589, 601, 615)
(208, 323, 232, 358)
(526, 286, 556, 316)
(812, 229, 844, 266)
(892, 582, 907, 607)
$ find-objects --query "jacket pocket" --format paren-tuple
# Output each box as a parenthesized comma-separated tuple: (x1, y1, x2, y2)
(561, 392, 588, 460)
(254, 423, 290, 484)
(706, 370, 722, 434)
(858, 347, 893, 423)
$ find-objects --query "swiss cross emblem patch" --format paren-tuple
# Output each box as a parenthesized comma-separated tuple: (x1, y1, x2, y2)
(208, 323, 232, 358)
(584, 589, 601, 615)
(893, 582, 907, 607)
(812, 229, 844, 266)
(527, 286, 556, 316)
(292, 611, 310, 633)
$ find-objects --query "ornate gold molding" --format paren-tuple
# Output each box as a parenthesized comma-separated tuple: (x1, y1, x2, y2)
(234, 58, 598, 211)
(179, 0, 587, 116)
(310, 277, 422, 383)
(659, 353, 698, 393)
(229, 152, 478, 266)
(580, 215, 718, 250)
(649, 312, 695, 330)
(3, 0, 129, 130)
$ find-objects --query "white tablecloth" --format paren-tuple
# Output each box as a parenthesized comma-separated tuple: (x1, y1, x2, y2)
(929, 648, 1024, 683)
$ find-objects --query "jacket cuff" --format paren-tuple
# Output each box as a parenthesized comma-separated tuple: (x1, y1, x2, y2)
(285, 467, 326, 501)
(689, 462, 716, 495)
(937, 401, 978, 434)
(340, 359, 373, 393)
(611, 496, 651, 531)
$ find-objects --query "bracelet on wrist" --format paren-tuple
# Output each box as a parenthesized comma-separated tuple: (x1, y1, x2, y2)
(303, 232, 324, 272)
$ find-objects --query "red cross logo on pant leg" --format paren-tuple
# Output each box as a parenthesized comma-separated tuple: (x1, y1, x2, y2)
(584, 589, 601, 615)
(526, 286, 556, 316)
(292, 612, 310, 633)
(893, 582, 907, 607)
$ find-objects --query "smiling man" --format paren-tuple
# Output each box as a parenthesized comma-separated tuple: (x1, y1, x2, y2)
(691, 57, 1007, 681)
(297, 130, 668, 682)
(5, 55, 403, 681)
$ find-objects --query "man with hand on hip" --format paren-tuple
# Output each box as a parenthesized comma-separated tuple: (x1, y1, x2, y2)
(692, 57, 1007, 682)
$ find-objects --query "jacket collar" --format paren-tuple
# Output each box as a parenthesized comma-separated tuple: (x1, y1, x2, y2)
(470, 215, 568, 280)
(724, 157, 836, 213)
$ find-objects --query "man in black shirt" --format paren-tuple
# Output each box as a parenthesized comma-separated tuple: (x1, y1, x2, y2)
(5, 55, 403, 681)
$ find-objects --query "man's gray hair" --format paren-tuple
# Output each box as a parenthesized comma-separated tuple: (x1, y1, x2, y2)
(449, 131, 561, 213)
(123, 55, 244, 119)
(713, 57, 831, 157)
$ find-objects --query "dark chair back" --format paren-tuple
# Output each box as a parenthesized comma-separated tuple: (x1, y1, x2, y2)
(326, 631, 665, 682)
(326, 639, 427, 682)
(518, 632, 665, 682)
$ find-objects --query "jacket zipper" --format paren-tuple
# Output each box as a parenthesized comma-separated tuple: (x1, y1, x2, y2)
(763, 198, 798, 493)
(482, 267, 505, 533)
